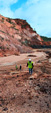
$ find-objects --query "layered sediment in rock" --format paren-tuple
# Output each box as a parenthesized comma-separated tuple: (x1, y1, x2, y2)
(0, 14, 51, 56)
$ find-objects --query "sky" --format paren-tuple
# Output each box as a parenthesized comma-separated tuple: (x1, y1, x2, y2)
(0, 0, 51, 37)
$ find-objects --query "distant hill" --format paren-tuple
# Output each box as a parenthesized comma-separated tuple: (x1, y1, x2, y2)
(0, 14, 51, 56)
(41, 36, 51, 41)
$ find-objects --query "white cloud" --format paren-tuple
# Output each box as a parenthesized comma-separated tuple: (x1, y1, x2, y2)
(0, 0, 18, 6)
(13, 0, 51, 37)
(26, 0, 40, 5)
(0, 0, 18, 17)
(0, 0, 51, 37)
(0, 7, 13, 17)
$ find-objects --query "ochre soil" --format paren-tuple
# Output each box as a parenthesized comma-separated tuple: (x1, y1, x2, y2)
(0, 51, 51, 113)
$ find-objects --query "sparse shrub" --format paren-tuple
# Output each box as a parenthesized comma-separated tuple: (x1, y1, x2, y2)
(10, 26, 19, 31)
(6, 39, 10, 41)
(21, 39, 29, 46)
(1, 18, 4, 22)
(0, 30, 5, 33)
(14, 28, 19, 31)
(0, 46, 5, 51)
(11, 22, 15, 25)
(21, 40, 28, 46)
(1, 37, 4, 40)
(25, 39, 28, 45)
(7, 47, 9, 50)
(6, 18, 11, 23)
(23, 20, 26, 22)
(41, 36, 51, 41)
(2, 46, 5, 51)
(21, 41, 25, 45)
(11, 22, 16, 27)
(0, 37, 4, 41)
(21, 24, 27, 29)
(0, 46, 2, 49)
(6, 18, 16, 27)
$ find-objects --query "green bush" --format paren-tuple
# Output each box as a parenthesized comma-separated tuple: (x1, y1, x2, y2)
(7, 47, 9, 50)
(41, 36, 51, 41)
(0, 37, 4, 41)
(1, 18, 4, 22)
(0, 46, 2, 49)
(21, 24, 27, 28)
(6, 18, 11, 23)
(0, 30, 5, 33)
(21, 39, 28, 46)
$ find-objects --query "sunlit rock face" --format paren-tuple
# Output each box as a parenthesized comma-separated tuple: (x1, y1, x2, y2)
(0, 15, 51, 56)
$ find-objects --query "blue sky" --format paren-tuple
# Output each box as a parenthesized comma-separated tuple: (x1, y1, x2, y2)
(0, 0, 51, 37)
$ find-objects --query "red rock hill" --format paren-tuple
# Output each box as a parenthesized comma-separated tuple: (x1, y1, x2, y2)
(0, 15, 51, 56)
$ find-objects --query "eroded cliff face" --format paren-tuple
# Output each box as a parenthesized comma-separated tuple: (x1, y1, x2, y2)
(0, 15, 51, 56)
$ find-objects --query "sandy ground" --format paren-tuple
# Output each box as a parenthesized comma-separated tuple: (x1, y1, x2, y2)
(0, 50, 51, 113)
(0, 52, 46, 66)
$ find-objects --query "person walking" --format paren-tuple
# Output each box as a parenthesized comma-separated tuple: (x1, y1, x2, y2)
(27, 59, 34, 75)
(16, 64, 18, 70)
(20, 64, 22, 71)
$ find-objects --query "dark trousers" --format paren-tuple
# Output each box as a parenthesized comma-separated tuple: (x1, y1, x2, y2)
(29, 68, 33, 74)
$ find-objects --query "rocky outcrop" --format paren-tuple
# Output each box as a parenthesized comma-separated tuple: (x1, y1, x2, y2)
(0, 14, 51, 56)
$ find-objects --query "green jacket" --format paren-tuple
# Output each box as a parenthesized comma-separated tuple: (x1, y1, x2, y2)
(27, 61, 33, 69)
(16, 65, 18, 69)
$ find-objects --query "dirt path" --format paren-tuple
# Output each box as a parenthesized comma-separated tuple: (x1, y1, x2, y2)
(0, 59, 51, 113)
(0, 52, 46, 66)
(0, 51, 51, 113)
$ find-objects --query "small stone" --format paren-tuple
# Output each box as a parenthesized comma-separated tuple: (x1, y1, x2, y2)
(47, 103, 49, 108)
(14, 93, 16, 96)
(28, 104, 32, 106)
(29, 96, 32, 100)
(3, 107, 8, 111)
(36, 95, 39, 98)
(22, 101, 26, 105)
(0, 104, 2, 107)
(37, 84, 40, 87)
(35, 101, 37, 103)
(29, 76, 34, 80)
(17, 75, 19, 77)
(40, 86, 47, 93)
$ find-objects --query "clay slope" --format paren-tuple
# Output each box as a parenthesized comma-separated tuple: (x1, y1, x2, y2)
(0, 14, 51, 56)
